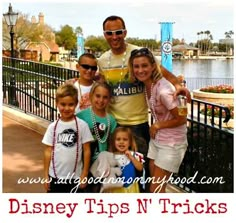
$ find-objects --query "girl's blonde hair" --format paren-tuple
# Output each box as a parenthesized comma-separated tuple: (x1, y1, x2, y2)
(109, 127, 137, 153)
(128, 47, 162, 82)
(56, 83, 78, 104)
(89, 81, 113, 100)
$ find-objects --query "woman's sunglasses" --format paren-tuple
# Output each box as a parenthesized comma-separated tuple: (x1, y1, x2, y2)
(103, 29, 126, 36)
(80, 64, 97, 71)
(131, 48, 150, 57)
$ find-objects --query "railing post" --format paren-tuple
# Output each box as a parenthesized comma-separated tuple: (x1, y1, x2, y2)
(35, 80, 39, 108)
(9, 29, 19, 107)
(2, 72, 7, 102)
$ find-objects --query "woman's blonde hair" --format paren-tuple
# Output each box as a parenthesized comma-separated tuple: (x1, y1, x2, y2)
(128, 47, 162, 82)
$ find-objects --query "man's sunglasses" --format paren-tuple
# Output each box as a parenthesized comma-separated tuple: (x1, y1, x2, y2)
(103, 29, 126, 36)
(80, 64, 97, 71)
(131, 48, 150, 57)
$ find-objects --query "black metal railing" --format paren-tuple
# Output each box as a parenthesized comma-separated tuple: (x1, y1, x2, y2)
(2, 57, 234, 193)
(3, 56, 78, 121)
(177, 99, 233, 192)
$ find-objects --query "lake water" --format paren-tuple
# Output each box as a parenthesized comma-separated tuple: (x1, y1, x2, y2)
(172, 58, 234, 78)
(170, 58, 234, 90)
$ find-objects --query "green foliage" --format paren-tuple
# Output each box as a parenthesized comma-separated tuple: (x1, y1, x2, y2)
(55, 25, 77, 50)
(85, 35, 109, 52)
(126, 37, 160, 50)
(224, 30, 234, 38)
(84, 36, 161, 54)
(75, 26, 83, 35)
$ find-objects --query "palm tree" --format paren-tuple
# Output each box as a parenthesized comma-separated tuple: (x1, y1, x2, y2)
(224, 31, 234, 54)
(200, 31, 204, 54)
(225, 30, 234, 39)
(197, 32, 200, 49)
(208, 34, 213, 52)
(202, 30, 209, 54)
(75, 26, 83, 36)
(205, 30, 210, 54)
(225, 31, 230, 39)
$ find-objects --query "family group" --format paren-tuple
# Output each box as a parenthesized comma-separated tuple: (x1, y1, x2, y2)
(42, 15, 190, 193)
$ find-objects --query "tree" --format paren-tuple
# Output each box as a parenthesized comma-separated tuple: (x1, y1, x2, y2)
(224, 30, 234, 55)
(3, 12, 54, 51)
(125, 37, 160, 50)
(75, 26, 83, 36)
(225, 30, 234, 39)
(84, 36, 161, 55)
(85, 35, 109, 53)
(200, 31, 204, 53)
(196, 30, 213, 55)
(55, 25, 77, 50)
(197, 32, 200, 49)
(208, 34, 213, 52)
(205, 30, 210, 53)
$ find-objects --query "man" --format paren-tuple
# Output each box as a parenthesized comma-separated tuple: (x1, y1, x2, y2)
(98, 15, 190, 152)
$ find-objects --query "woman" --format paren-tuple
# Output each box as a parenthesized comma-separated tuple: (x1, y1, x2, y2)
(128, 48, 188, 193)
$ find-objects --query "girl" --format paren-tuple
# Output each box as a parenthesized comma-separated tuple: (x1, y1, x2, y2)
(77, 82, 117, 162)
(104, 127, 144, 193)
(42, 83, 94, 193)
(77, 82, 117, 192)
(129, 48, 188, 193)
(66, 53, 98, 113)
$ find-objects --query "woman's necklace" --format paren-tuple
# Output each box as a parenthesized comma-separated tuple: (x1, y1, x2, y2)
(144, 83, 158, 122)
(52, 116, 79, 178)
(90, 107, 111, 144)
(107, 49, 127, 96)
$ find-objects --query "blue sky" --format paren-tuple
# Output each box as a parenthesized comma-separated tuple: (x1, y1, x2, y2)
(1, 0, 234, 43)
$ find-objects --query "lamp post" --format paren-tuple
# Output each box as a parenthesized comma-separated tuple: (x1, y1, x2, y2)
(3, 3, 19, 106)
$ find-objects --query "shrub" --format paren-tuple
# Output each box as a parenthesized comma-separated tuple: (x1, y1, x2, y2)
(200, 84, 234, 93)
(200, 104, 234, 119)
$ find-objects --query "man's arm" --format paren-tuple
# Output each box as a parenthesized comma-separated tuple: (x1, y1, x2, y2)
(160, 65, 191, 103)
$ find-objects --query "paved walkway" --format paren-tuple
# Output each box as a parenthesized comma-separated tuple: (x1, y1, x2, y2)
(3, 115, 45, 193)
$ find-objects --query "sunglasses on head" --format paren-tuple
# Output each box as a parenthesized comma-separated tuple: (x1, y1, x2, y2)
(103, 29, 126, 36)
(80, 64, 97, 71)
(131, 48, 150, 57)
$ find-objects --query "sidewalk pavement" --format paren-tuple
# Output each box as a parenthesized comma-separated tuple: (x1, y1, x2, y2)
(2, 106, 49, 193)
(2, 106, 184, 193)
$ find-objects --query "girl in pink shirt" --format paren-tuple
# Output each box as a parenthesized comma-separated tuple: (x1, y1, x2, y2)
(129, 48, 188, 193)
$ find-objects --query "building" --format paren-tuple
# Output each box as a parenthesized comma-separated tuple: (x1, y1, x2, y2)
(3, 12, 59, 62)
(25, 13, 59, 62)
(172, 43, 199, 59)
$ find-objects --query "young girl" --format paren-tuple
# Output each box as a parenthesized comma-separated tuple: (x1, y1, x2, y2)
(129, 48, 188, 193)
(66, 53, 98, 113)
(77, 82, 117, 192)
(42, 83, 94, 193)
(77, 82, 117, 162)
(104, 127, 144, 193)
